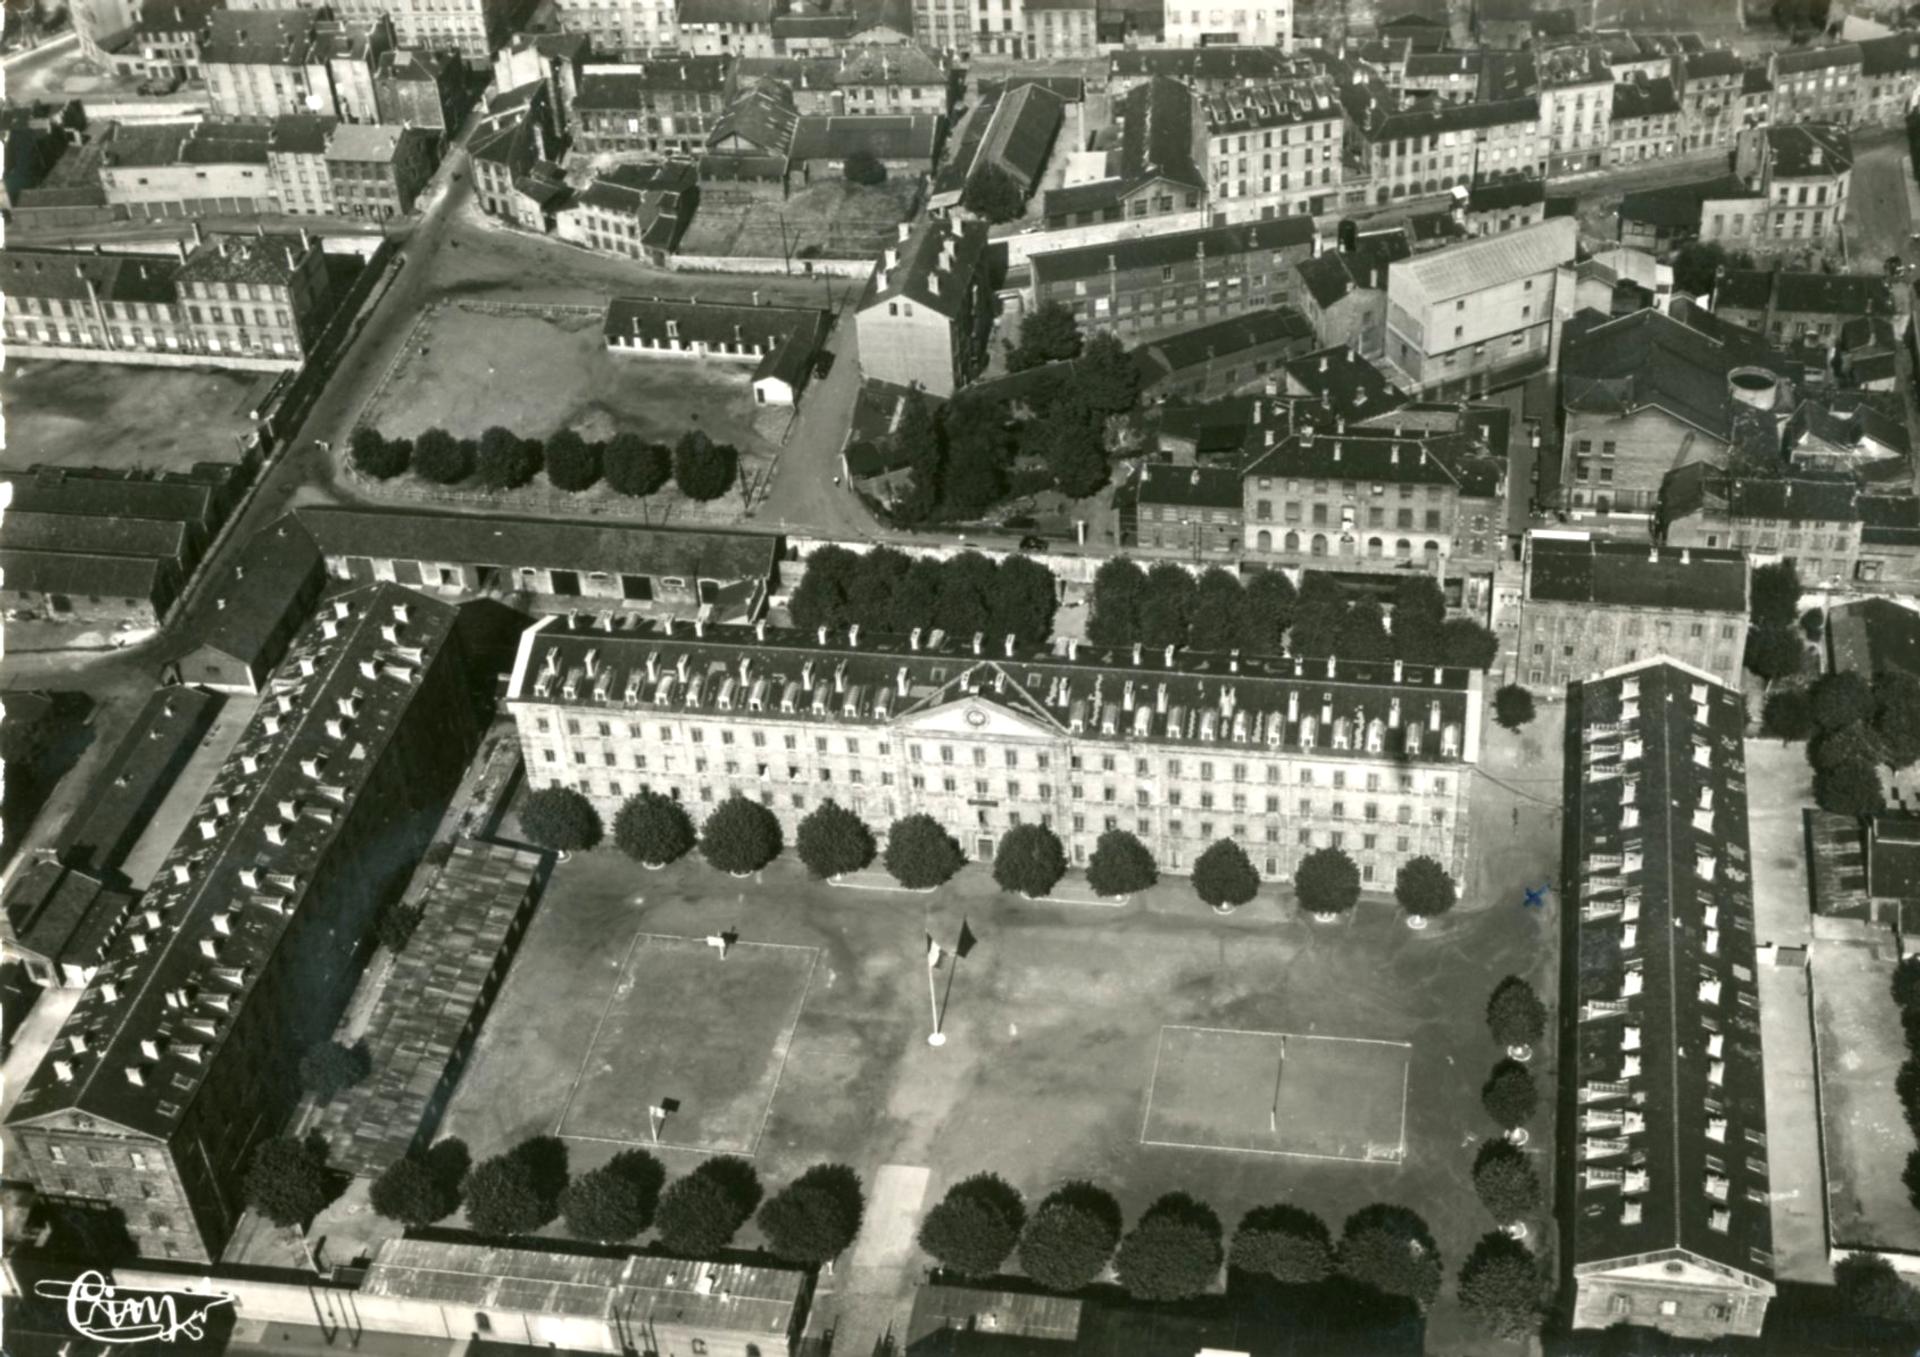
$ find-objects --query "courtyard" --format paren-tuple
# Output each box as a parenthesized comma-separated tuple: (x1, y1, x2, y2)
(437, 748, 1560, 1348)
(2, 359, 270, 474)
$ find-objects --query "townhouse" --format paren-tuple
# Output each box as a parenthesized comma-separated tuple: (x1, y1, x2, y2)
(1201, 77, 1343, 224)
(1610, 75, 1681, 165)
(1676, 47, 1745, 152)
(555, 160, 697, 263)
(572, 56, 731, 155)
(1711, 267, 1897, 347)
(1856, 34, 1920, 126)
(470, 84, 568, 230)
(267, 113, 335, 214)
(202, 10, 334, 120)
(553, 0, 678, 53)
(1538, 44, 1613, 177)
(1769, 43, 1861, 125)
(372, 48, 466, 134)
(1736, 122, 1851, 247)
(325, 122, 438, 217)
(1345, 89, 1544, 205)
(384, 0, 533, 55)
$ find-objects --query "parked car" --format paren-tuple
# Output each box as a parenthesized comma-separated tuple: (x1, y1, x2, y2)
(1018, 535, 1047, 551)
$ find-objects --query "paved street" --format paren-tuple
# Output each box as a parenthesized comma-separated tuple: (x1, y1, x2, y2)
(1844, 131, 1917, 269)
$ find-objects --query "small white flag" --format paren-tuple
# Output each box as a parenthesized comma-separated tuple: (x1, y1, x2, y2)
(926, 934, 943, 967)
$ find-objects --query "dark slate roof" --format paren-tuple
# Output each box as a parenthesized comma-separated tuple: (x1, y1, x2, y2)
(1467, 176, 1545, 212)
(1858, 34, 1920, 76)
(709, 80, 800, 156)
(178, 232, 317, 287)
(604, 295, 827, 388)
(1246, 424, 1504, 497)
(977, 75, 1084, 102)
(0, 248, 181, 306)
(183, 513, 325, 675)
(979, 80, 1065, 187)
(1540, 43, 1612, 85)
(790, 113, 942, 161)
(1613, 75, 1680, 119)
(1405, 49, 1481, 78)
(1684, 48, 1745, 79)
(202, 7, 319, 64)
(863, 214, 988, 317)
(1870, 814, 1920, 902)
(5, 468, 216, 527)
(0, 510, 189, 565)
(184, 123, 272, 165)
(1132, 306, 1314, 382)
(1665, 468, 1861, 526)
(1773, 41, 1861, 73)
(1528, 536, 1746, 611)
(0, 548, 167, 601)
(1108, 46, 1302, 84)
(1030, 216, 1314, 287)
(1282, 344, 1404, 422)
(271, 113, 341, 156)
(2, 862, 136, 973)
(678, 0, 775, 25)
(1201, 77, 1342, 136)
(296, 506, 782, 583)
(1564, 660, 1774, 1285)
(1861, 493, 1920, 546)
(1296, 248, 1390, 308)
(1716, 268, 1895, 319)
(575, 57, 731, 108)
(1618, 174, 1757, 228)
(1350, 89, 1539, 142)
(1742, 63, 1772, 94)
(1560, 306, 1793, 442)
(1766, 123, 1852, 177)
(134, 0, 219, 33)
(1830, 597, 1920, 680)
(55, 686, 224, 875)
(1136, 462, 1243, 510)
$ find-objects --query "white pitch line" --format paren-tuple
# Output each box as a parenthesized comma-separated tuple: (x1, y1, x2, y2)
(1162, 1023, 1412, 1049)
(748, 946, 821, 1157)
(553, 930, 646, 1137)
(1396, 1050, 1413, 1162)
(1139, 1026, 1170, 1144)
(1138, 1135, 1405, 1165)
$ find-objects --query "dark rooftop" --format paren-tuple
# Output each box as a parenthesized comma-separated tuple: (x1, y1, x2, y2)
(1528, 535, 1746, 612)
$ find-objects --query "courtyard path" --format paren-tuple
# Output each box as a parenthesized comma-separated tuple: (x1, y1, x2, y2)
(807, 1163, 932, 1353)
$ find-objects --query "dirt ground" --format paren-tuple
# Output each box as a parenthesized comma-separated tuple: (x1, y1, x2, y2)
(2, 360, 269, 473)
(680, 179, 921, 261)
(362, 303, 778, 456)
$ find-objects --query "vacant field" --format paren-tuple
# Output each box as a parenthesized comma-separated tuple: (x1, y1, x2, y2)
(680, 179, 920, 261)
(2, 360, 267, 474)
(557, 933, 817, 1154)
(1143, 1027, 1411, 1164)
(363, 304, 776, 454)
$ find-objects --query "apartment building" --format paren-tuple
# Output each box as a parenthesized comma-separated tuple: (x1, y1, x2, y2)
(268, 113, 337, 214)
(384, 0, 532, 56)
(736, 44, 952, 117)
(325, 122, 439, 216)
(506, 615, 1480, 886)
(1108, 46, 1312, 97)
(202, 10, 334, 119)
(1538, 45, 1613, 176)
(1712, 267, 1895, 346)
(1660, 468, 1863, 584)
(4, 584, 479, 1264)
(1400, 51, 1480, 104)
(1383, 216, 1576, 395)
(1677, 47, 1745, 151)
(1505, 534, 1748, 691)
(1735, 122, 1852, 247)
(909, 0, 968, 58)
(1041, 76, 1202, 229)
(1025, 0, 1095, 58)
(969, 0, 1023, 55)
(572, 57, 732, 154)
(1027, 216, 1315, 345)
(1294, 243, 1390, 356)
(1768, 43, 1861, 125)
(123, 0, 220, 84)
(470, 83, 566, 229)
(373, 48, 466, 133)
(1559, 658, 1774, 1340)
(1162, 0, 1292, 51)
(555, 160, 697, 263)
(1610, 75, 1680, 164)
(677, 0, 777, 56)
(1857, 34, 1920, 126)
(855, 216, 992, 397)
(1345, 90, 1544, 205)
(1201, 77, 1342, 224)
(554, 0, 677, 53)
(176, 228, 332, 362)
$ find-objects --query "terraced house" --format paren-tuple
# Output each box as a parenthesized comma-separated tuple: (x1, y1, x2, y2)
(1676, 47, 1745, 152)
(507, 614, 1480, 888)
(1345, 89, 1544, 204)
(1767, 43, 1860, 125)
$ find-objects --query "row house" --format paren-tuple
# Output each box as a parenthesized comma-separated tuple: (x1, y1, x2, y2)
(1857, 35, 1920, 126)
(969, 0, 1023, 56)
(734, 43, 953, 117)
(908, 0, 967, 57)
(1027, 215, 1315, 346)
(1294, 241, 1391, 357)
(507, 616, 1479, 888)
(1659, 468, 1864, 585)
(1501, 534, 1748, 691)
(677, 0, 777, 56)
(1537, 45, 1613, 177)
(1201, 77, 1343, 224)
(1345, 89, 1545, 206)
(385, 0, 533, 57)
(1676, 47, 1746, 152)
(1121, 464, 1244, 554)
(1740, 64, 1774, 128)
(1558, 659, 1774, 1341)
(553, 0, 677, 53)
(573, 57, 732, 155)
(267, 113, 337, 214)
(1610, 75, 1680, 165)
(1026, 0, 1095, 58)
(1040, 77, 1201, 230)
(855, 216, 992, 398)
(1768, 43, 1861, 125)
(1162, 0, 1293, 51)
(1464, 176, 1546, 235)
(121, 0, 221, 85)
(202, 9, 335, 120)
(0, 248, 194, 359)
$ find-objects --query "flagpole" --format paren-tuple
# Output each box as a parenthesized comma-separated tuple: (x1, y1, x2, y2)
(926, 934, 946, 1047)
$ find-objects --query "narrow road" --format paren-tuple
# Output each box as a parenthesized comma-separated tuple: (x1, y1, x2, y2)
(754, 307, 887, 539)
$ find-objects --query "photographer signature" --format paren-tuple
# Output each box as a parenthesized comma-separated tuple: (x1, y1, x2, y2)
(34, 1271, 235, 1345)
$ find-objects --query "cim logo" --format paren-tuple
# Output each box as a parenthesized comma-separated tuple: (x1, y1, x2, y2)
(34, 1272, 235, 1344)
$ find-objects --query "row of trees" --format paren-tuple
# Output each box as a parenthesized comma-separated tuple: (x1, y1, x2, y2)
(1086, 562, 1498, 669)
(788, 544, 1059, 648)
(348, 425, 739, 502)
(1745, 561, 1819, 683)
(524, 784, 1458, 921)
(1891, 959, 1920, 1216)
(914, 1176, 1542, 1336)
(1762, 666, 1920, 816)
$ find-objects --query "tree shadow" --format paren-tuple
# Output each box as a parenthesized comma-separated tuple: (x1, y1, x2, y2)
(692, 1155, 764, 1223)
(426, 1137, 471, 1193)
(608, 1148, 668, 1223)
(950, 1171, 1027, 1235)
(1140, 1190, 1222, 1242)
(507, 1134, 570, 1208)
(1037, 1180, 1123, 1239)
(791, 1162, 866, 1240)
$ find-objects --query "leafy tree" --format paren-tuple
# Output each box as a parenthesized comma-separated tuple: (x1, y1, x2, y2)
(892, 390, 943, 525)
(603, 432, 670, 496)
(1339, 598, 1392, 661)
(1033, 394, 1107, 499)
(245, 1134, 337, 1228)
(1457, 1234, 1543, 1340)
(1814, 670, 1876, 732)
(1188, 567, 1247, 655)
(891, 558, 949, 636)
(614, 789, 695, 867)
(1115, 1193, 1225, 1303)
(1088, 557, 1148, 645)
(1472, 1140, 1541, 1222)
(370, 1153, 460, 1228)
(1763, 686, 1815, 741)
(1018, 1182, 1122, 1292)
(656, 1157, 762, 1255)
(561, 1150, 665, 1241)
(673, 430, 738, 502)
(797, 800, 876, 879)
(1893, 956, 1920, 1010)
(1835, 1253, 1920, 1323)
(1078, 332, 1139, 414)
(1815, 758, 1886, 817)
(1009, 300, 1082, 371)
(1673, 240, 1756, 297)
(919, 1173, 1025, 1277)
(1389, 576, 1448, 665)
(1747, 624, 1810, 682)
(843, 147, 887, 185)
(476, 425, 540, 489)
(1486, 976, 1546, 1050)
(1239, 570, 1296, 657)
(994, 822, 1067, 897)
(1138, 561, 1198, 650)
(1337, 1204, 1441, 1307)
(1193, 839, 1259, 911)
(1810, 721, 1880, 772)
(1294, 847, 1360, 917)
(299, 1040, 371, 1100)
(412, 426, 471, 483)
(544, 428, 600, 491)
(700, 794, 783, 874)
(466, 1137, 568, 1235)
(940, 395, 1011, 515)
(885, 814, 965, 889)
(1288, 573, 1348, 657)
(349, 426, 409, 480)
(520, 785, 602, 853)
(1907, 1148, 1920, 1211)
(1395, 856, 1456, 920)
(845, 544, 910, 626)
(1751, 559, 1803, 629)
(965, 164, 1026, 224)
(1801, 607, 1826, 640)
(1482, 1060, 1539, 1131)
(1086, 830, 1156, 898)
(1229, 1204, 1333, 1284)
(1876, 668, 1920, 769)
(1440, 617, 1499, 670)
(758, 1163, 865, 1265)
(788, 543, 861, 633)
(1494, 684, 1535, 731)
(991, 555, 1058, 647)
(377, 899, 423, 952)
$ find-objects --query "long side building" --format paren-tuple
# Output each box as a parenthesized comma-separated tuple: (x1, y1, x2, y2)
(1560, 657, 1774, 1339)
(507, 617, 1481, 887)
(5, 583, 480, 1263)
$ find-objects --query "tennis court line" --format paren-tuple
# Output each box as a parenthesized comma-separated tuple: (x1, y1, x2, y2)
(1139, 1134, 1405, 1165)
(1162, 1023, 1412, 1049)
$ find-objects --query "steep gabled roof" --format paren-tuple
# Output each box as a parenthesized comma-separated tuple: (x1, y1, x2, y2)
(1389, 217, 1576, 308)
